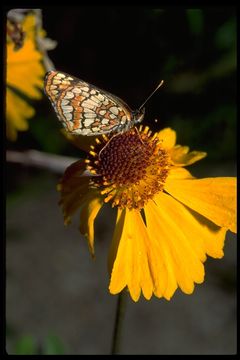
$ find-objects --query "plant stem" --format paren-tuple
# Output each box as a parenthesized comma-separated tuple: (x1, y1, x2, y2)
(111, 291, 127, 355)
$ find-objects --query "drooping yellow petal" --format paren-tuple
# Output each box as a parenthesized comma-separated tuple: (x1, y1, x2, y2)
(165, 177, 236, 233)
(58, 160, 92, 224)
(58, 159, 104, 256)
(79, 192, 104, 257)
(109, 209, 153, 302)
(170, 145, 207, 166)
(157, 128, 176, 149)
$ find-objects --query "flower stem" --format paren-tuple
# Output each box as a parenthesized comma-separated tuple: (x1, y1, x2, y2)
(111, 291, 127, 355)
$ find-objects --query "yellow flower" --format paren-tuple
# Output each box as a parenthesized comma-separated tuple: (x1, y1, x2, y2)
(6, 11, 48, 141)
(58, 126, 236, 302)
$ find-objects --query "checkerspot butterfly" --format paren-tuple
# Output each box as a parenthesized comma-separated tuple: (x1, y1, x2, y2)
(44, 70, 163, 136)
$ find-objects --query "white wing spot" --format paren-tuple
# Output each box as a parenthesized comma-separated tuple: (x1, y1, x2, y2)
(62, 105, 73, 113)
(102, 119, 109, 125)
(99, 110, 106, 115)
(84, 118, 95, 127)
(91, 96, 101, 104)
(96, 94, 105, 101)
(56, 73, 65, 79)
(84, 112, 96, 118)
(72, 88, 82, 94)
(65, 113, 72, 121)
(83, 99, 97, 109)
(79, 128, 91, 135)
(61, 99, 69, 106)
(64, 92, 74, 99)
(110, 106, 119, 115)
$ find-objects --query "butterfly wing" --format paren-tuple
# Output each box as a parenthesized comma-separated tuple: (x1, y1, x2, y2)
(44, 71, 133, 135)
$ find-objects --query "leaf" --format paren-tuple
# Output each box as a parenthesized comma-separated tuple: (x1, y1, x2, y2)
(14, 335, 38, 355)
(42, 334, 65, 355)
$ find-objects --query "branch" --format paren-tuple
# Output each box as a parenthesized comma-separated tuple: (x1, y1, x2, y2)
(6, 150, 79, 174)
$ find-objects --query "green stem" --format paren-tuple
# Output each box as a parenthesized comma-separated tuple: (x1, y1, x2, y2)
(111, 291, 127, 355)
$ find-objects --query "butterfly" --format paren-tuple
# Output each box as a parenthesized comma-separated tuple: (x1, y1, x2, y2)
(44, 70, 163, 136)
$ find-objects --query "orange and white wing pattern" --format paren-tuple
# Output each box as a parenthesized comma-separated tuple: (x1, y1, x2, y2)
(44, 71, 135, 136)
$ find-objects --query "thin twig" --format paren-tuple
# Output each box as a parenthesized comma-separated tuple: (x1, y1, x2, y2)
(111, 291, 127, 355)
(6, 149, 78, 174)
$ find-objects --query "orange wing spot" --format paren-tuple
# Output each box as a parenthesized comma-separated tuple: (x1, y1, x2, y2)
(46, 71, 56, 86)
(73, 109, 82, 130)
(45, 72, 58, 101)
(109, 120, 118, 125)
(71, 95, 83, 107)
(104, 112, 112, 120)
(101, 125, 111, 130)
(73, 119, 80, 130)
(92, 121, 101, 127)
(58, 83, 70, 90)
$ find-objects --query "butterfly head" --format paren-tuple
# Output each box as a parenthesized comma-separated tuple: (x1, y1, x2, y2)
(132, 107, 145, 124)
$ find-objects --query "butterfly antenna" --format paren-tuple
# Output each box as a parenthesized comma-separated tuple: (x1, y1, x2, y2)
(138, 80, 164, 111)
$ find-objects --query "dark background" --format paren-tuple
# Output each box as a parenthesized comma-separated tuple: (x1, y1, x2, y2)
(7, 6, 236, 162)
(6, 7, 236, 355)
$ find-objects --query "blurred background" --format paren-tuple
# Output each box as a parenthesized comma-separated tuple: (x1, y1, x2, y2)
(6, 7, 236, 354)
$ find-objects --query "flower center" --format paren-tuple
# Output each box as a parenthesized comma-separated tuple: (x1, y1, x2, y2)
(86, 126, 171, 210)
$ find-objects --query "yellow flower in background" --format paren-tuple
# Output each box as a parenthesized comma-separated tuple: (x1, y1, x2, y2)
(6, 10, 55, 141)
(58, 126, 236, 302)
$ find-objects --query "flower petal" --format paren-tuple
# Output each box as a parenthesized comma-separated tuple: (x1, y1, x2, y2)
(58, 159, 104, 256)
(7, 13, 45, 99)
(145, 194, 214, 297)
(79, 192, 104, 257)
(145, 201, 192, 297)
(6, 88, 35, 140)
(57, 160, 92, 223)
(109, 209, 153, 302)
(170, 145, 207, 166)
(7, 41, 44, 99)
(165, 177, 236, 233)
(108, 208, 125, 275)
(157, 128, 176, 149)
(143, 204, 178, 300)
(154, 192, 227, 259)
(168, 166, 194, 180)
